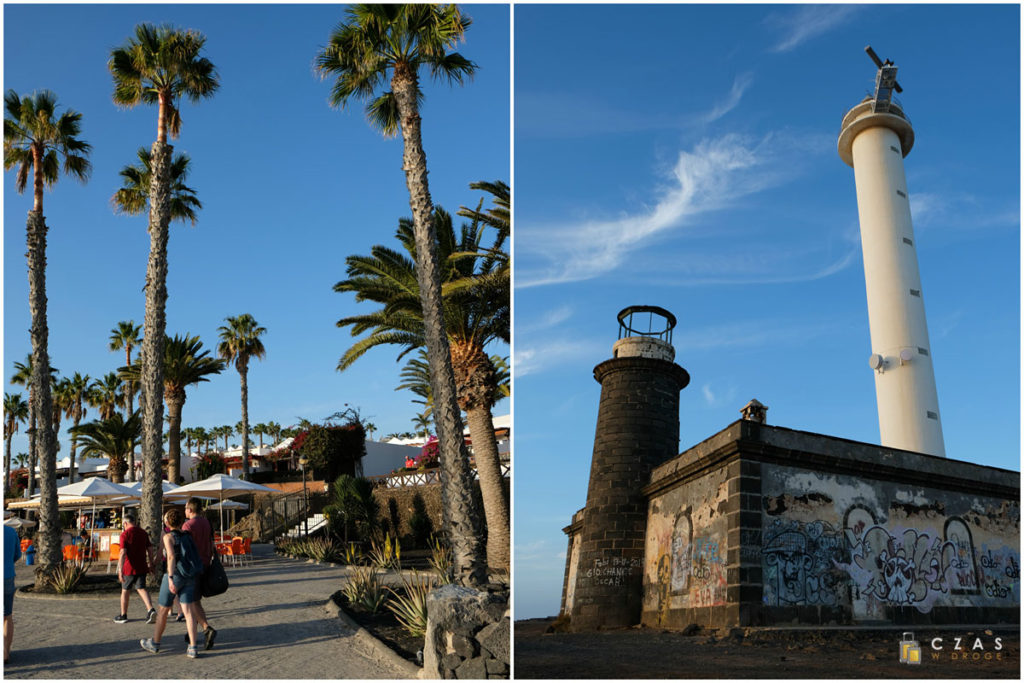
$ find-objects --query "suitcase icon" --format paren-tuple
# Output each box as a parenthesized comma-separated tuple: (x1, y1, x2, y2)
(899, 632, 921, 665)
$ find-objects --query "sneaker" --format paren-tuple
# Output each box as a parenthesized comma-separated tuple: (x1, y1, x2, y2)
(203, 626, 217, 651)
(140, 638, 160, 654)
(175, 613, 185, 623)
(186, 645, 198, 659)
(113, 614, 128, 624)
(145, 608, 157, 624)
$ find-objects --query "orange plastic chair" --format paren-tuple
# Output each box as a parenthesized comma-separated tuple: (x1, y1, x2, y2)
(223, 538, 243, 567)
(106, 542, 121, 574)
(20, 539, 31, 553)
(62, 545, 83, 563)
(240, 537, 252, 566)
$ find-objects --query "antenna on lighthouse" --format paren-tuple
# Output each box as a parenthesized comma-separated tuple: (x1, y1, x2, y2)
(864, 45, 902, 113)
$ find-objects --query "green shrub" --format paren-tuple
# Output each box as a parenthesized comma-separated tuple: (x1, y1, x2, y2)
(407, 493, 433, 548)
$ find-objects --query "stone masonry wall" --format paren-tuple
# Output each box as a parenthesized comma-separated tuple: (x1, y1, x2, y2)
(569, 356, 689, 631)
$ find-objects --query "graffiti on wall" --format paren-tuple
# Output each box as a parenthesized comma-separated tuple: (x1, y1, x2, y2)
(763, 511, 1021, 613)
(762, 519, 846, 606)
(650, 510, 727, 611)
(579, 555, 643, 588)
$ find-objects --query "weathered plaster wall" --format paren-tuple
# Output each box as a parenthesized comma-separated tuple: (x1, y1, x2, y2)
(643, 467, 730, 620)
(760, 464, 1020, 620)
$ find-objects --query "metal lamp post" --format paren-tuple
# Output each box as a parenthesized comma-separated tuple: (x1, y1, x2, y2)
(298, 456, 309, 537)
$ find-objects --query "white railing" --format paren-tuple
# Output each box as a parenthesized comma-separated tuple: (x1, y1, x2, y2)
(370, 463, 511, 489)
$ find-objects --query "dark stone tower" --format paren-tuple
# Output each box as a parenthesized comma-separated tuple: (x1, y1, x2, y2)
(570, 306, 690, 630)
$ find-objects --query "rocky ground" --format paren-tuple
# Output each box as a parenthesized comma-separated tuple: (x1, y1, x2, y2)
(514, 618, 1020, 679)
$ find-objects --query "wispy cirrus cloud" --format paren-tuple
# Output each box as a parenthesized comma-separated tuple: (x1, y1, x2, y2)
(514, 339, 605, 379)
(517, 73, 756, 138)
(766, 5, 862, 53)
(701, 73, 754, 124)
(517, 132, 828, 288)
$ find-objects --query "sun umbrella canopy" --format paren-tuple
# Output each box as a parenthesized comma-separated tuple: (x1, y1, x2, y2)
(56, 477, 137, 501)
(4, 517, 36, 528)
(207, 500, 249, 510)
(169, 473, 277, 498)
(166, 473, 276, 536)
(121, 480, 181, 498)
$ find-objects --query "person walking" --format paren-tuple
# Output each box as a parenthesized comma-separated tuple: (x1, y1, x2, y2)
(114, 512, 157, 624)
(4, 522, 22, 665)
(183, 498, 217, 649)
(140, 509, 202, 658)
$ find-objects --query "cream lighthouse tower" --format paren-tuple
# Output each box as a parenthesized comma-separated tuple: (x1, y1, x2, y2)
(838, 47, 945, 458)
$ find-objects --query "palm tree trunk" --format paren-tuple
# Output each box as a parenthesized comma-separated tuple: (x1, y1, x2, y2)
(69, 416, 80, 485)
(239, 362, 250, 480)
(25, 410, 36, 499)
(126, 347, 136, 480)
(165, 392, 184, 484)
(465, 406, 509, 571)
(4, 429, 12, 490)
(139, 140, 172, 542)
(392, 66, 486, 587)
(26, 210, 60, 582)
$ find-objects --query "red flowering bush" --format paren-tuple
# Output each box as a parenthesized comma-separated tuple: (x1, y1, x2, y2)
(412, 437, 439, 469)
(196, 452, 227, 480)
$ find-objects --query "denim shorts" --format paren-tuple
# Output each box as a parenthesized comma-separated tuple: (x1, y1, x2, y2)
(4, 577, 15, 617)
(157, 573, 196, 607)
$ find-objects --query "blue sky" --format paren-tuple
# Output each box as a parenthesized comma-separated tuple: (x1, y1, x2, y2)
(3, 5, 509, 458)
(514, 4, 1019, 619)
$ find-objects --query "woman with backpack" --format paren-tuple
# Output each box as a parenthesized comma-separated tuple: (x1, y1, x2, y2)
(140, 508, 203, 659)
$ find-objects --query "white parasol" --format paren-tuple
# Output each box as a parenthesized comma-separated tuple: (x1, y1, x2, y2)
(55, 478, 139, 561)
(166, 474, 277, 535)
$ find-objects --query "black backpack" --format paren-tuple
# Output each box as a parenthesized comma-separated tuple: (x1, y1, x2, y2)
(171, 530, 202, 579)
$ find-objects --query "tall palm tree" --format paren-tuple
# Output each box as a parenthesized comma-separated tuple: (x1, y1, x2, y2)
(62, 372, 91, 484)
(3, 393, 29, 488)
(109, 322, 142, 479)
(266, 421, 282, 446)
(108, 322, 142, 415)
(411, 412, 433, 438)
(316, 3, 485, 586)
(109, 23, 218, 542)
(217, 425, 232, 451)
(88, 372, 124, 421)
(69, 412, 141, 483)
(192, 426, 209, 455)
(121, 334, 224, 485)
(4, 89, 91, 581)
(363, 422, 377, 441)
(252, 423, 267, 449)
(217, 314, 266, 480)
(49, 376, 69, 443)
(335, 203, 510, 570)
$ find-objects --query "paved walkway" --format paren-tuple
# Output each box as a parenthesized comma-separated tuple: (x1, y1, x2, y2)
(4, 545, 412, 679)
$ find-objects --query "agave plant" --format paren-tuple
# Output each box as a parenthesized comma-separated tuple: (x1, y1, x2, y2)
(341, 565, 387, 613)
(368, 532, 401, 570)
(307, 537, 339, 563)
(343, 542, 363, 566)
(49, 562, 87, 593)
(387, 570, 435, 638)
(429, 534, 453, 585)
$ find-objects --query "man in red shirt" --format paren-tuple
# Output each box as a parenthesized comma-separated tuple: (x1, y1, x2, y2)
(183, 498, 217, 650)
(114, 512, 156, 624)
